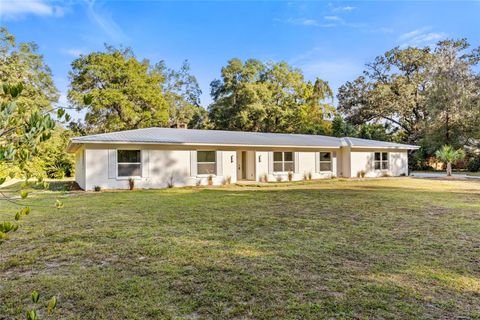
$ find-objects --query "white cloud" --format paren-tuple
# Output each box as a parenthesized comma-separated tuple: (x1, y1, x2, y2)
(0, 0, 64, 20)
(399, 27, 447, 48)
(333, 6, 356, 12)
(61, 48, 85, 57)
(85, 0, 127, 43)
(284, 17, 320, 27)
(282, 15, 353, 28)
(324, 15, 343, 22)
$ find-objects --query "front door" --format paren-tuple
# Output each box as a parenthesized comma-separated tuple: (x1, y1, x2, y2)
(241, 151, 247, 180)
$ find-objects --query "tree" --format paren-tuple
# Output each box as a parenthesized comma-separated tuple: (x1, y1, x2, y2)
(426, 39, 480, 150)
(208, 58, 333, 134)
(1, 83, 65, 240)
(157, 60, 210, 129)
(31, 126, 75, 179)
(68, 46, 169, 133)
(435, 145, 465, 176)
(356, 123, 394, 141)
(0, 83, 56, 180)
(0, 27, 59, 113)
(337, 46, 432, 145)
(337, 39, 480, 169)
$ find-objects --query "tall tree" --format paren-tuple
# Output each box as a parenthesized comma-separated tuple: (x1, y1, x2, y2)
(338, 39, 480, 157)
(0, 27, 59, 113)
(68, 46, 169, 133)
(208, 58, 333, 134)
(156, 60, 209, 129)
(426, 39, 480, 150)
(337, 46, 432, 145)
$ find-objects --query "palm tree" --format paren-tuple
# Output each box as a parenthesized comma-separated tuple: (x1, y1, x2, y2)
(435, 145, 465, 176)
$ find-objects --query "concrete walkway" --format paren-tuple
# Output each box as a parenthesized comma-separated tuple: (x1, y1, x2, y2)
(410, 172, 480, 179)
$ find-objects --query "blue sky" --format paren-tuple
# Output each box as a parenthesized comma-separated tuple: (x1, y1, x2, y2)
(1, 1, 479, 120)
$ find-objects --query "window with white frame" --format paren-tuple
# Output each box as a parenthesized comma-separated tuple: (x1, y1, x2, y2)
(319, 152, 332, 171)
(273, 152, 294, 172)
(117, 150, 141, 177)
(197, 151, 216, 175)
(374, 152, 389, 170)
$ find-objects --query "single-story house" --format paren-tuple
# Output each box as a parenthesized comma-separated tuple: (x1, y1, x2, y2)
(67, 128, 419, 190)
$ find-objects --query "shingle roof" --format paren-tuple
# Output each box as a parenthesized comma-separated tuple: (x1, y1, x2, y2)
(68, 127, 419, 152)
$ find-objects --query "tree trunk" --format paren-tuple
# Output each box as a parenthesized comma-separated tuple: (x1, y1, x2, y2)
(446, 162, 452, 176)
(445, 111, 450, 144)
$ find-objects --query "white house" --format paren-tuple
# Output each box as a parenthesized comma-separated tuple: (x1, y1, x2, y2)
(67, 128, 419, 190)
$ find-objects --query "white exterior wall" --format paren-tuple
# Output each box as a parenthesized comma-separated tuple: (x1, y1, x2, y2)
(349, 150, 408, 178)
(222, 151, 237, 183)
(255, 151, 269, 181)
(74, 148, 86, 190)
(83, 147, 237, 190)
(77, 144, 410, 190)
(255, 151, 337, 182)
(389, 151, 409, 176)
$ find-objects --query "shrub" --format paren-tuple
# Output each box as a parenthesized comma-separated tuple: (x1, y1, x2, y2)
(467, 156, 480, 172)
(94, 186, 101, 192)
(308, 172, 312, 180)
(207, 175, 213, 186)
(357, 170, 366, 178)
(128, 178, 135, 190)
(288, 172, 293, 181)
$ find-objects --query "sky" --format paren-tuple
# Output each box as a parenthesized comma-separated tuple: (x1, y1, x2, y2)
(1, 0, 479, 121)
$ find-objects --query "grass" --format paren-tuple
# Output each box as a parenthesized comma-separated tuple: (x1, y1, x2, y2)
(1, 178, 480, 319)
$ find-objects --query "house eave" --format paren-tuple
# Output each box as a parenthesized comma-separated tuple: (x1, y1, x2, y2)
(67, 140, 343, 153)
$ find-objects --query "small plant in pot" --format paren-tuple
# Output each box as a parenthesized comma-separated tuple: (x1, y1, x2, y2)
(128, 178, 135, 190)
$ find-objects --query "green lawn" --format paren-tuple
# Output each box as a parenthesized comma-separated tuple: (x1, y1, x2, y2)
(1, 178, 480, 319)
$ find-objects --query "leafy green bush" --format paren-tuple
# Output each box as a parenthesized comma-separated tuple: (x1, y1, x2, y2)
(467, 156, 480, 172)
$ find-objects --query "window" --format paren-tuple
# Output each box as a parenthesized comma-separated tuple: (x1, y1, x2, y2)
(117, 150, 141, 177)
(197, 151, 216, 175)
(273, 152, 294, 172)
(319, 152, 332, 171)
(374, 152, 389, 170)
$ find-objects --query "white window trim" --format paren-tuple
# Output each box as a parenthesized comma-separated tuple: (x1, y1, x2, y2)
(374, 152, 389, 171)
(197, 151, 217, 176)
(319, 152, 333, 173)
(273, 152, 294, 173)
(117, 150, 142, 179)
